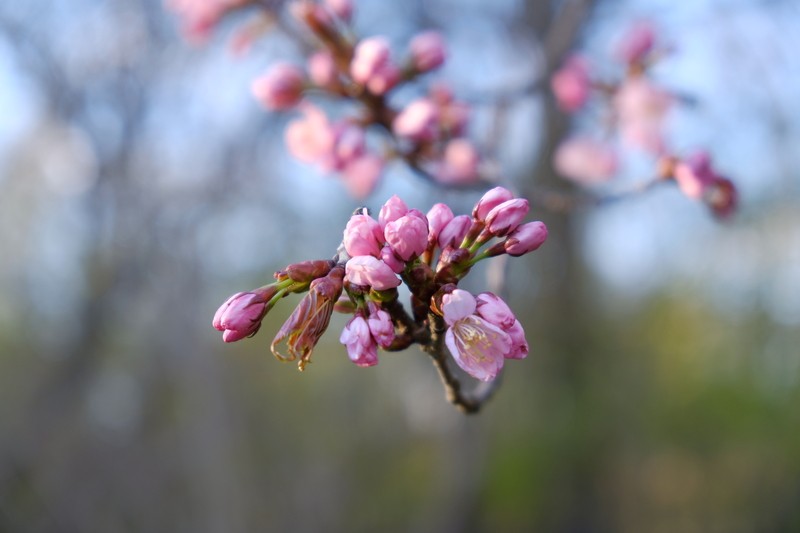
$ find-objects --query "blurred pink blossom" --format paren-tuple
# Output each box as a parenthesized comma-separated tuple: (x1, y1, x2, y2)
(614, 78, 672, 153)
(350, 37, 400, 95)
(615, 21, 656, 65)
(554, 137, 618, 184)
(308, 51, 338, 89)
(392, 98, 439, 142)
(409, 31, 447, 72)
(434, 138, 480, 185)
(252, 63, 305, 110)
(551, 55, 591, 112)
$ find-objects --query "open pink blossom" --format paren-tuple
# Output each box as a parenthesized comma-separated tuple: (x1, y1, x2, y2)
(252, 63, 305, 111)
(384, 214, 429, 261)
(551, 55, 591, 112)
(554, 137, 618, 184)
(475, 292, 529, 360)
(344, 255, 401, 290)
(473, 186, 514, 221)
(442, 289, 511, 381)
(504, 221, 548, 256)
(350, 37, 400, 95)
(339, 315, 378, 367)
(409, 31, 446, 72)
(343, 213, 384, 258)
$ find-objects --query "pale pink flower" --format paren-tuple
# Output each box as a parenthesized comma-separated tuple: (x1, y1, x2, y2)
(442, 289, 511, 382)
(378, 195, 409, 230)
(392, 98, 439, 142)
(409, 31, 447, 72)
(345, 255, 401, 290)
(553, 137, 618, 184)
(434, 138, 480, 184)
(426, 203, 454, 243)
(326, 124, 366, 171)
(384, 214, 429, 261)
(504, 221, 548, 256)
(367, 304, 394, 348)
(341, 153, 384, 199)
(484, 198, 530, 236)
(166, 0, 246, 42)
(213, 286, 276, 342)
(350, 37, 400, 95)
(475, 292, 528, 360)
(343, 213, 384, 258)
(551, 55, 591, 112)
(252, 63, 305, 111)
(473, 186, 514, 221)
(308, 51, 338, 88)
(285, 104, 337, 163)
(339, 315, 378, 367)
(615, 21, 656, 65)
(438, 215, 471, 249)
(614, 78, 672, 153)
(380, 245, 405, 273)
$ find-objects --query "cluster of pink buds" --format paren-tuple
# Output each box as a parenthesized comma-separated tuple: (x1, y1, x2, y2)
(213, 187, 547, 386)
(239, 0, 480, 196)
(550, 22, 738, 219)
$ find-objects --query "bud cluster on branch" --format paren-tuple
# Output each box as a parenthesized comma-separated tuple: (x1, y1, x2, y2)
(213, 189, 547, 410)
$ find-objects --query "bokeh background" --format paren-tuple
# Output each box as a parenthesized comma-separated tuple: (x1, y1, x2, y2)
(1, 0, 799, 531)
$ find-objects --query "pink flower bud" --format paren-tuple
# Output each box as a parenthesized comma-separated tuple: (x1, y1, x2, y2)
(344, 213, 384, 258)
(706, 177, 737, 219)
(323, 0, 353, 22)
(434, 138, 480, 184)
(438, 214, 471, 249)
(330, 125, 366, 170)
(378, 195, 409, 230)
(350, 37, 400, 95)
(367, 305, 394, 348)
(615, 21, 656, 65)
(409, 31, 446, 72)
(308, 51, 338, 88)
(504, 221, 547, 256)
(213, 289, 274, 342)
(475, 292, 516, 330)
(484, 198, 530, 236)
(551, 55, 591, 112)
(380, 245, 405, 273)
(473, 186, 514, 221)
(554, 137, 618, 184)
(339, 315, 378, 367)
(251, 63, 305, 111)
(426, 203, 454, 242)
(392, 98, 439, 142)
(345, 255, 401, 290)
(384, 214, 429, 261)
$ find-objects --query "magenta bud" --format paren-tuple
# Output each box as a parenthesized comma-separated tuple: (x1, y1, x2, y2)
(340, 315, 378, 367)
(281, 259, 335, 283)
(378, 194, 409, 230)
(392, 98, 439, 142)
(484, 198, 529, 236)
(344, 213, 384, 258)
(473, 186, 514, 221)
(615, 21, 656, 65)
(367, 304, 394, 348)
(308, 51, 338, 89)
(350, 36, 400, 95)
(213, 286, 278, 342)
(345, 255, 401, 291)
(438, 214, 471, 249)
(550, 55, 591, 113)
(380, 245, 405, 274)
(426, 203, 454, 242)
(384, 214, 429, 261)
(504, 221, 547, 256)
